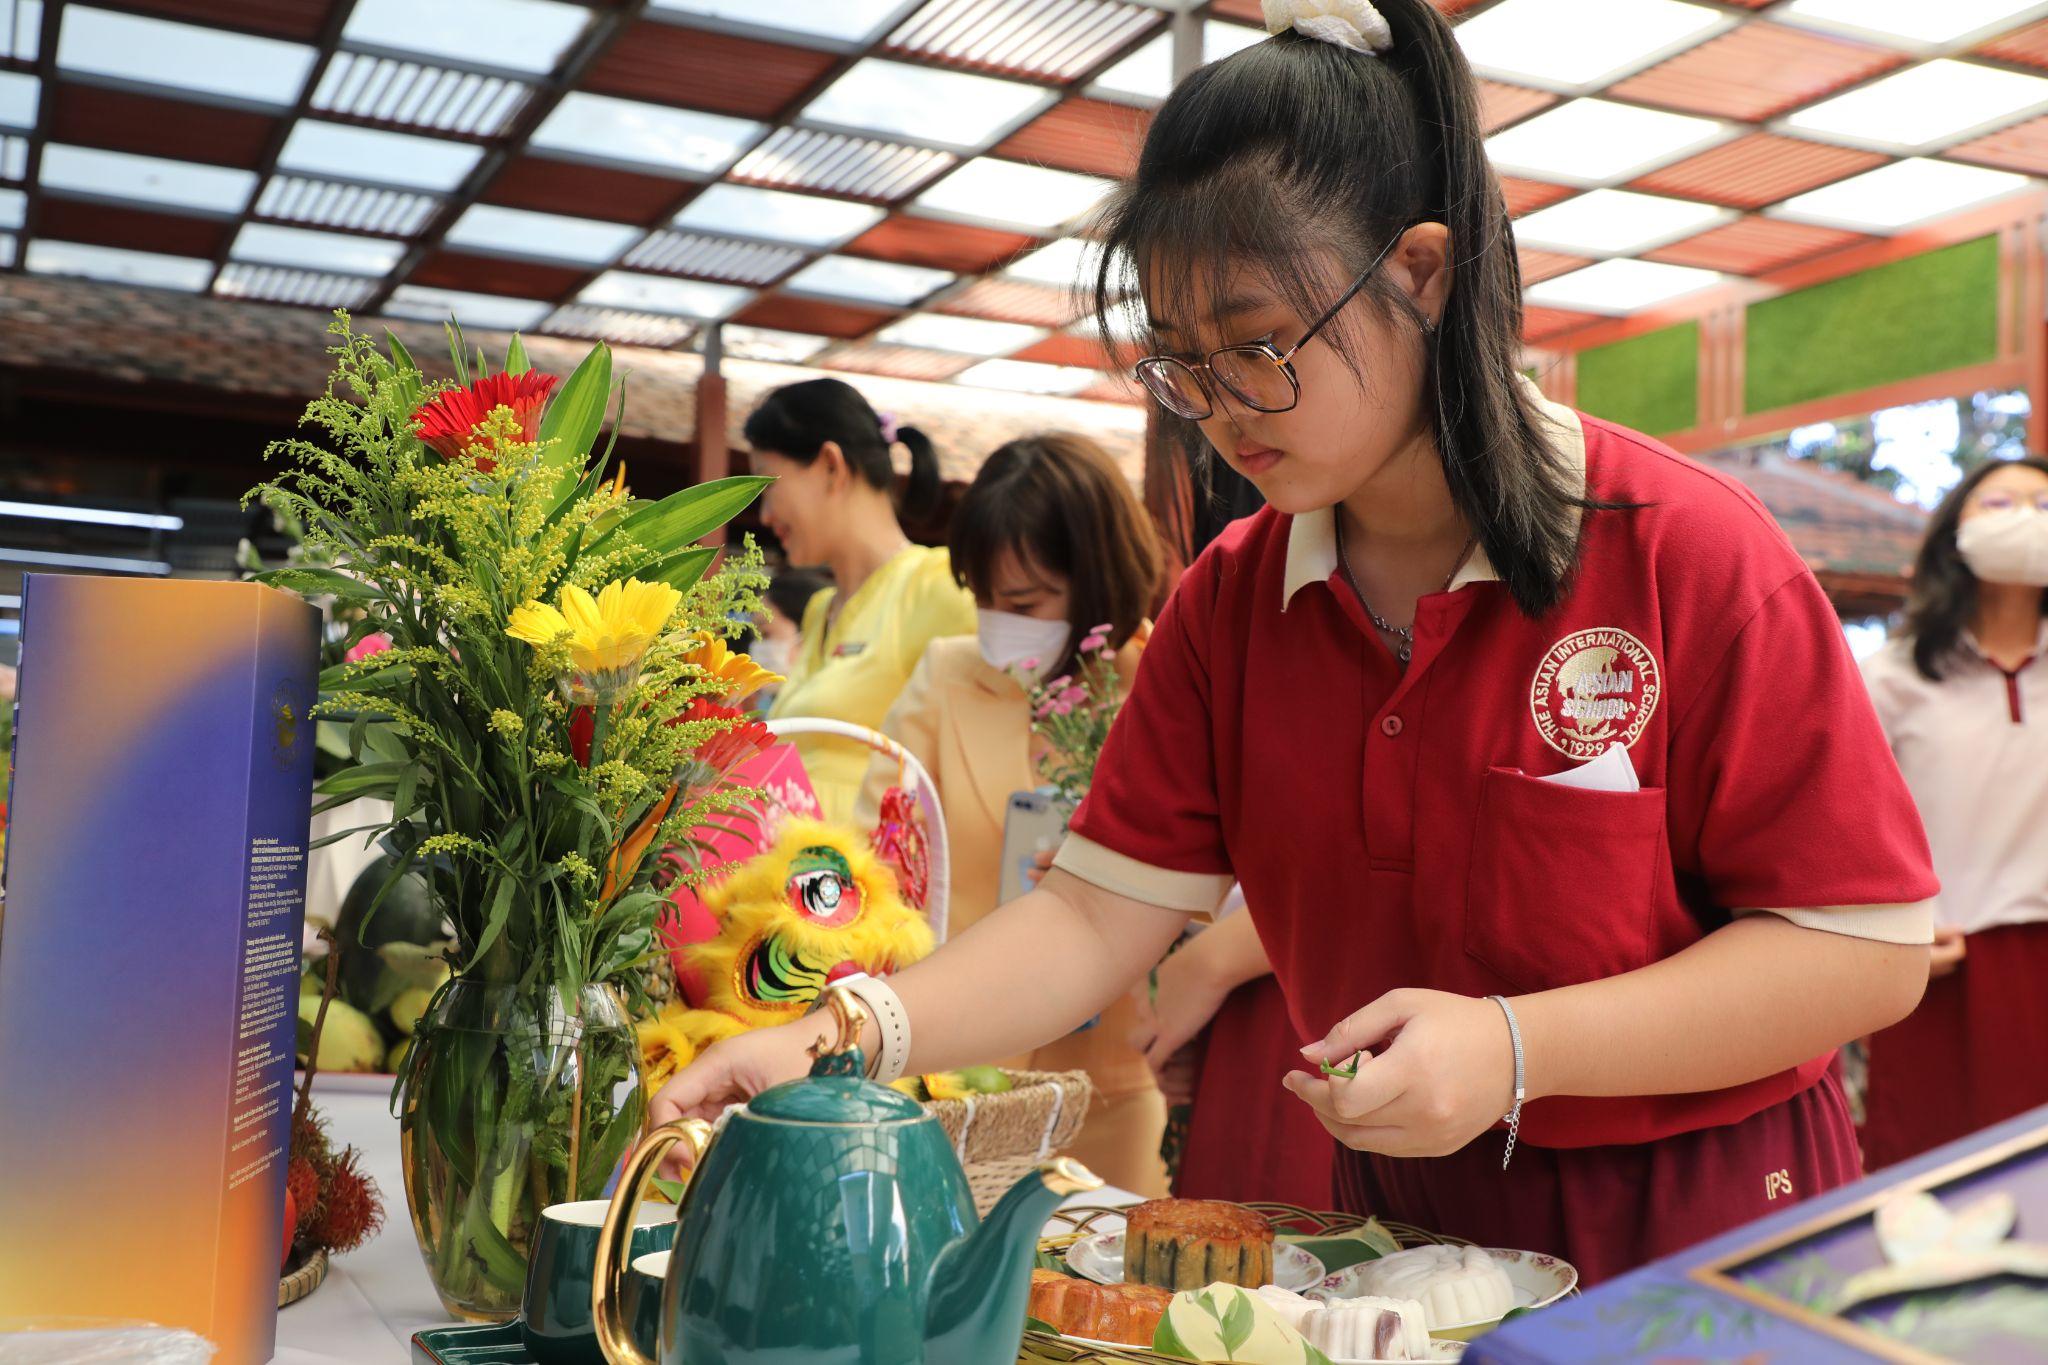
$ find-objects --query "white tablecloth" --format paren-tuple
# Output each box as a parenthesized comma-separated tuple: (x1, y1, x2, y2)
(275, 1074, 1138, 1364)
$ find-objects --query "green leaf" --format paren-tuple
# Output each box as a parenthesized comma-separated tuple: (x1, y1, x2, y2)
(640, 545, 716, 593)
(585, 476, 770, 568)
(445, 320, 470, 386)
(472, 875, 518, 963)
(506, 333, 530, 376)
(254, 566, 378, 603)
(537, 343, 613, 504)
(316, 760, 415, 798)
(384, 330, 424, 411)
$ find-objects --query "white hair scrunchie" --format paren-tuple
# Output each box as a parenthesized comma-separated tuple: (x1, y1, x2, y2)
(1262, 0, 1394, 55)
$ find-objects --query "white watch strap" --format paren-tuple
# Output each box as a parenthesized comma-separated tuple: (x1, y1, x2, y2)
(836, 974, 913, 1084)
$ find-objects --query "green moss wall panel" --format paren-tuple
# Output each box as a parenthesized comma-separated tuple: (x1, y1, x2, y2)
(1744, 236, 1999, 416)
(1575, 321, 1700, 437)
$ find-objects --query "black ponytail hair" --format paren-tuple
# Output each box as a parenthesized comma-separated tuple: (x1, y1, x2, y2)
(1093, 0, 1586, 616)
(742, 377, 944, 523)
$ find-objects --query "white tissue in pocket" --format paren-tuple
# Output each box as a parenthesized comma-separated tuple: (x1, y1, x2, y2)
(1538, 741, 1639, 793)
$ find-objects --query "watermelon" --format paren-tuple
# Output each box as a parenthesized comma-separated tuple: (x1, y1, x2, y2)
(1154, 1285, 1335, 1364)
(334, 851, 446, 1013)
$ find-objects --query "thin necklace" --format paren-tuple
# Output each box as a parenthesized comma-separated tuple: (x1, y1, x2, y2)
(1333, 513, 1475, 665)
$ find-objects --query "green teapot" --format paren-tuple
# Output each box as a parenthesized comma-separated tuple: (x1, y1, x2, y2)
(592, 986, 1099, 1364)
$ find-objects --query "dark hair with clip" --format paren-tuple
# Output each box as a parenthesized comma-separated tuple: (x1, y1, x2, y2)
(1093, 0, 1589, 616)
(1903, 456, 2048, 681)
(742, 377, 943, 523)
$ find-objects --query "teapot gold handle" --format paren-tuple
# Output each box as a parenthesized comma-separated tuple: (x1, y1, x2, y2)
(592, 1119, 713, 1365)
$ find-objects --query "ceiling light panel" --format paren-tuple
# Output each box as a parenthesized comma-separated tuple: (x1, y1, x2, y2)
(0, 71, 35, 129)
(443, 204, 641, 265)
(215, 263, 378, 310)
(532, 93, 762, 176)
(649, 0, 907, 45)
(621, 231, 805, 284)
(912, 159, 1113, 231)
(729, 128, 957, 200)
(342, 0, 592, 76)
(955, 358, 1100, 395)
(1524, 259, 1723, 314)
(1772, 158, 2032, 232)
(1488, 98, 1729, 183)
(1457, 0, 1729, 89)
(0, 186, 21, 230)
(256, 176, 440, 236)
(278, 121, 485, 192)
(314, 54, 532, 138)
(782, 254, 955, 306)
(719, 325, 832, 363)
(1783, 61, 2048, 152)
(56, 6, 316, 107)
(39, 144, 257, 215)
(1004, 237, 1106, 290)
(384, 285, 553, 331)
(542, 304, 696, 348)
(800, 59, 1052, 151)
(1776, 0, 2048, 49)
(25, 239, 213, 292)
(1513, 188, 1731, 255)
(876, 313, 1048, 355)
(1091, 22, 1266, 104)
(578, 270, 753, 318)
(231, 223, 407, 276)
(2, 1, 39, 63)
(673, 184, 884, 247)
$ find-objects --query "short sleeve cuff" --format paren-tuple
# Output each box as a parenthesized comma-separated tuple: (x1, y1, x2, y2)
(1053, 834, 1233, 915)
(1736, 899, 1936, 945)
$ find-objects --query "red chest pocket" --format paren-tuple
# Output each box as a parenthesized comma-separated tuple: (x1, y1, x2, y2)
(1463, 766, 1668, 994)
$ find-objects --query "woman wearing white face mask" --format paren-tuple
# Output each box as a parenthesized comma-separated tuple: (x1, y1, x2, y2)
(856, 432, 1171, 1193)
(1861, 456, 2048, 1168)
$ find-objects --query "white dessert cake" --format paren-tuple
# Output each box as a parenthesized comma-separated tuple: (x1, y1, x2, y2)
(1351, 1245, 1513, 1328)
(1299, 1295, 1432, 1361)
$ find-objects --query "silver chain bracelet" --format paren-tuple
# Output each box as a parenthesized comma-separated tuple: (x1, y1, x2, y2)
(1487, 995, 1526, 1170)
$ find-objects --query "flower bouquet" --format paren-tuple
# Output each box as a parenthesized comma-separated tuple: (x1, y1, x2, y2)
(1017, 624, 1130, 815)
(250, 316, 774, 1318)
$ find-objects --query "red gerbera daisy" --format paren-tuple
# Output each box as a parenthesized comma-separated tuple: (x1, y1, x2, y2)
(678, 698, 773, 775)
(411, 370, 559, 472)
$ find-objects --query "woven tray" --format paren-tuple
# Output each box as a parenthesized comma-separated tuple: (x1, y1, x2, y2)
(278, 1248, 329, 1309)
(923, 1069, 1092, 1217)
(1019, 1203, 1459, 1364)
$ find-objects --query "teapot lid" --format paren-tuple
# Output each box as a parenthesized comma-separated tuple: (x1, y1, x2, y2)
(747, 988, 926, 1125)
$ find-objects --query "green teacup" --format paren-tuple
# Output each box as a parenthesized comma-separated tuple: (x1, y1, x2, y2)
(628, 1250, 670, 1358)
(520, 1199, 677, 1365)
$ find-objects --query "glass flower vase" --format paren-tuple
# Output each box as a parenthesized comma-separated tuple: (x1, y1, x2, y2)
(396, 976, 646, 1321)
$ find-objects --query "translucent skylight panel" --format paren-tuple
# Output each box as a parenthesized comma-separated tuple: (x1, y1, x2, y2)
(543, 304, 695, 348)
(1777, 0, 2048, 48)
(956, 359, 1100, 395)
(2, 1, 40, 63)
(1, 136, 25, 181)
(25, 240, 212, 292)
(1783, 61, 2048, 152)
(39, 144, 256, 214)
(1, 71, 40, 130)
(343, 0, 591, 76)
(1092, 22, 1266, 103)
(649, 0, 906, 44)
(1513, 189, 1730, 255)
(1773, 159, 2032, 233)
(1488, 99, 1727, 183)
(912, 160, 1113, 232)
(801, 59, 1051, 151)
(1456, 0, 1727, 89)
(57, 7, 316, 108)
(719, 325, 831, 363)
(384, 285, 552, 331)
(231, 223, 406, 276)
(1524, 259, 1723, 314)
(578, 270, 752, 319)
(782, 255, 955, 306)
(444, 204, 641, 265)
(875, 314, 1048, 356)
(1004, 237, 1104, 289)
(0, 187, 21, 230)
(532, 93, 762, 176)
(673, 184, 884, 248)
(0, 233, 14, 270)
(278, 121, 485, 192)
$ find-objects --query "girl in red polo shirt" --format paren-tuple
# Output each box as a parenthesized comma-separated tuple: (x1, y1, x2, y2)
(656, 0, 1937, 1282)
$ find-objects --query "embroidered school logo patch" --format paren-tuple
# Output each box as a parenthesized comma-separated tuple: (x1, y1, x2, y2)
(1530, 627, 1661, 760)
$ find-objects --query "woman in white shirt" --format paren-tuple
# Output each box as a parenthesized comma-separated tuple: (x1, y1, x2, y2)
(1861, 456, 2048, 1168)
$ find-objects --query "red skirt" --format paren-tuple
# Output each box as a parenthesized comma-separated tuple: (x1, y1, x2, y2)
(1175, 977, 1336, 1209)
(1862, 919, 2048, 1172)
(1335, 1067, 1862, 1287)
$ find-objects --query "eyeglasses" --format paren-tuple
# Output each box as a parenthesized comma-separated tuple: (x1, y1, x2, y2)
(1131, 229, 1408, 422)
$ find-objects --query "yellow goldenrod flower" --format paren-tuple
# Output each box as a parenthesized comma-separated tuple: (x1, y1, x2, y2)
(507, 577, 682, 700)
(682, 631, 783, 704)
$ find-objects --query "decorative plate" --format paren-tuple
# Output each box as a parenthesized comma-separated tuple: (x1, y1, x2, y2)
(1311, 1248, 1578, 1341)
(1065, 1231, 1326, 1293)
(1037, 1329, 1465, 1363)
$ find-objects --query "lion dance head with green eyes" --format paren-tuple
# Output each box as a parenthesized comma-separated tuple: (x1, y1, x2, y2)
(637, 819, 935, 1093)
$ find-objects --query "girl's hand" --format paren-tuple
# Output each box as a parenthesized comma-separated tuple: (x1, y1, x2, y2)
(1130, 949, 1233, 1082)
(1283, 989, 1515, 1158)
(1930, 926, 1967, 978)
(648, 1020, 824, 1174)
(1025, 846, 1057, 888)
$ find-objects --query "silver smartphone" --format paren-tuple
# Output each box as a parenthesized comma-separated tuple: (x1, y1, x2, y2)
(998, 789, 1069, 906)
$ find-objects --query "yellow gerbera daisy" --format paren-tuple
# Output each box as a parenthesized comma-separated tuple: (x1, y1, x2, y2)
(682, 631, 783, 704)
(506, 577, 682, 700)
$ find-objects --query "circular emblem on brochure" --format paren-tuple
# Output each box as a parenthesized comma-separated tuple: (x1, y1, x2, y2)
(1529, 627, 1661, 760)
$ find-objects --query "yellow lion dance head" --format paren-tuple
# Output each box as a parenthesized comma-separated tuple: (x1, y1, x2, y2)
(638, 820, 935, 1094)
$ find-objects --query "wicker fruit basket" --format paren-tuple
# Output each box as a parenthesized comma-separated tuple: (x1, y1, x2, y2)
(923, 1068, 1093, 1216)
(1018, 1204, 1459, 1364)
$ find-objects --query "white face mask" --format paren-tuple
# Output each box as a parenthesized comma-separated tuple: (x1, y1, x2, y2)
(977, 609, 1071, 679)
(1958, 506, 2048, 587)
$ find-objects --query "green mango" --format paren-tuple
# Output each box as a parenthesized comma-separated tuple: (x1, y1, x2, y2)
(954, 1065, 1013, 1094)
(295, 995, 386, 1073)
